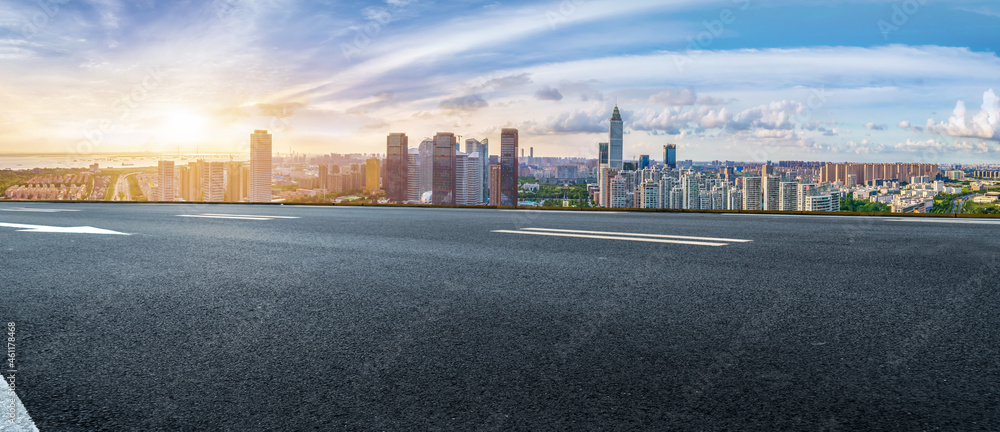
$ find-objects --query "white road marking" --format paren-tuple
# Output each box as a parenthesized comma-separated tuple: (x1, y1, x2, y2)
(885, 218, 1000, 225)
(500, 210, 623, 214)
(177, 214, 300, 221)
(0, 222, 130, 235)
(0, 208, 80, 213)
(523, 228, 753, 243)
(1, 376, 39, 432)
(492, 230, 730, 246)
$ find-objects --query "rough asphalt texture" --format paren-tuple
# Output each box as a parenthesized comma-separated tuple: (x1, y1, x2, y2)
(1, 203, 998, 431)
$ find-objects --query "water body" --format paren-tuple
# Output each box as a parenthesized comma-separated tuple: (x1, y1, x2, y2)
(0, 154, 244, 170)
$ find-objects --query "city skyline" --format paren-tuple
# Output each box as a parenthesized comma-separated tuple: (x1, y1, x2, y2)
(1, 1, 1000, 163)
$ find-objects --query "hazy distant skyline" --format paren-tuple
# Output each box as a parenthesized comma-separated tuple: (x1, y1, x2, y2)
(2, 0, 1000, 162)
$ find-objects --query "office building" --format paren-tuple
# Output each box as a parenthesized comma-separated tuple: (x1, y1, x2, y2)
(598, 143, 609, 166)
(157, 161, 174, 202)
(365, 158, 380, 192)
(638, 155, 650, 170)
(609, 105, 623, 170)
(489, 164, 501, 206)
(202, 161, 225, 202)
(226, 161, 245, 202)
(500, 128, 518, 207)
(385, 133, 408, 202)
(433, 132, 457, 205)
(664, 144, 677, 169)
(419, 138, 434, 198)
(250, 130, 272, 203)
(406, 148, 421, 202)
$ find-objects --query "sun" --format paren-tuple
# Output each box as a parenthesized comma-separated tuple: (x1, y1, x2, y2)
(156, 110, 209, 145)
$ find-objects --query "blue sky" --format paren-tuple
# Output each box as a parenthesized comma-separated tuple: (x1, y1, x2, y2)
(1, 0, 999, 163)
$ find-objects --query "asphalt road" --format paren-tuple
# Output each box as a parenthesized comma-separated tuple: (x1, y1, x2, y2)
(1, 203, 999, 431)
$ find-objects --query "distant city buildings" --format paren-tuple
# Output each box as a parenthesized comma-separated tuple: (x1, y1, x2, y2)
(157, 160, 174, 201)
(500, 128, 519, 206)
(385, 133, 408, 201)
(250, 130, 273, 203)
(433, 132, 457, 205)
(609, 105, 623, 170)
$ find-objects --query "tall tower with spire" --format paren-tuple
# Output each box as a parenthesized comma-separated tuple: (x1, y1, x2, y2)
(609, 105, 623, 170)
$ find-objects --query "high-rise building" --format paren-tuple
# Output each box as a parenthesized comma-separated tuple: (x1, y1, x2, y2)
(598, 143, 609, 166)
(762, 176, 780, 211)
(779, 182, 798, 211)
(489, 164, 501, 206)
(432, 132, 457, 205)
(250, 130, 272, 203)
(466, 138, 489, 204)
(609, 105, 623, 170)
(609, 174, 628, 208)
(406, 148, 421, 202)
(664, 144, 677, 169)
(465, 152, 483, 206)
(419, 138, 434, 197)
(317, 164, 328, 190)
(226, 161, 245, 202)
(529, 147, 534, 165)
(743, 177, 762, 210)
(682, 172, 700, 210)
(365, 158, 380, 193)
(455, 152, 469, 205)
(500, 128, 519, 207)
(157, 160, 174, 202)
(202, 161, 225, 202)
(638, 155, 650, 170)
(385, 133, 408, 202)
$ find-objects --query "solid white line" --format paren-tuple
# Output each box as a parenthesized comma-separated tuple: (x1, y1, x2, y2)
(523, 228, 753, 243)
(177, 215, 274, 221)
(0, 208, 80, 213)
(499, 210, 623, 214)
(1, 376, 39, 431)
(199, 214, 300, 219)
(885, 218, 1000, 225)
(492, 230, 729, 246)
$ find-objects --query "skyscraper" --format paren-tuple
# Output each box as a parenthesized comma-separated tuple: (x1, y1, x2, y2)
(489, 164, 501, 206)
(455, 152, 469, 205)
(638, 155, 650, 170)
(226, 161, 244, 202)
(250, 130, 272, 203)
(432, 132, 457, 205)
(317, 164, 328, 191)
(500, 128, 519, 207)
(598, 143, 609, 166)
(664, 144, 677, 169)
(202, 161, 225, 202)
(385, 133, 408, 202)
(609, 105, 623, 170)
(365, 158, 380, 193)
(466, 138, 489, 204)
(419, 138, 434, 197)
(406, 148, 421, 202)
(779, 182, 798, 211)
(157, 160, 174, 202)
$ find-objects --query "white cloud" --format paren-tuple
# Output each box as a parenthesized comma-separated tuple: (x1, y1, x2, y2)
(865, 122, 886, 130)
(927, 89, 1000, 141)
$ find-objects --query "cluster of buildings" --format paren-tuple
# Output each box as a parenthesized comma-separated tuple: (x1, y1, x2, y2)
(382, 129, 519, 206)
(156, 130, 274, 203)
(593, 106, 843, 212)
(3, 174, 96, 201)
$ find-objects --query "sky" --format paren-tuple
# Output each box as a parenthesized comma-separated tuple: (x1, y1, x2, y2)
(1, 0, 999, 163)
